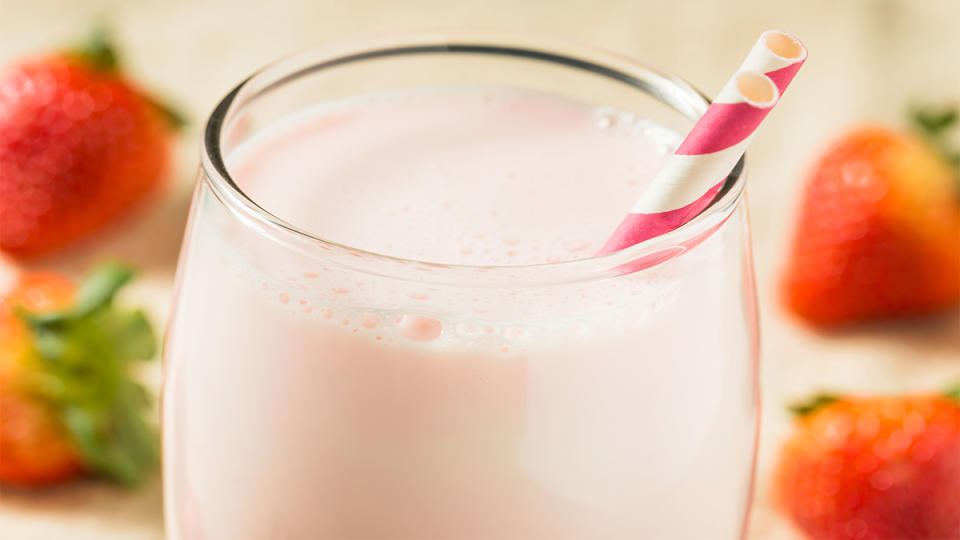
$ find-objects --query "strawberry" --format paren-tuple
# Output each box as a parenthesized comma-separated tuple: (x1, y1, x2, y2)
(0, 272, 82, 485)
(774, 389, 960, 539)
(780, 108, 960, 326)
(0, 263, 158, 486)
(0, 29, 180, 257)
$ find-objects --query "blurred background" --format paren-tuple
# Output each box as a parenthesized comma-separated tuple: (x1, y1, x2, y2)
(0, 0, 957, 538)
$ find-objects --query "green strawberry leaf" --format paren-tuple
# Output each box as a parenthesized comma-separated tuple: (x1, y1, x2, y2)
(788, 393, 838, 417)
(102, 309, 157, 361)
(913, 106, 957, 135)
(30, 329, 68, 363)
(72, 262, 134, 316)
(146, 95, 188, 131)
(17, 263, 159, 486)
(945, 382, 960, 403)
(62, 406, 108, 465)
(71, 25, 119, 72)
(910, 104, 960, 169)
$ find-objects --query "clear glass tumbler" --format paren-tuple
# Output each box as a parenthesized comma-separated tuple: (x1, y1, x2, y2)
(163, 33, 760, 540)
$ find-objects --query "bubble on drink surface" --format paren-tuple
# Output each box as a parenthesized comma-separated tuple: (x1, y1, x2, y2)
(360, 314, 381, 329)
(593, 106, 616, 129)
(396, 315, 443, 342)
(616, 111, 637, 128)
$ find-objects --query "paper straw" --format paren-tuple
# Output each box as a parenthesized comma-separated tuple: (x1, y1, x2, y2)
(597, 30, 806, 255)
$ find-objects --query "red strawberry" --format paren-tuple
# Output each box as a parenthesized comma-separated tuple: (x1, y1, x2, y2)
(774, 390, 960, 539)
(0, 263, 159, 486)
(0, 272, 82, 485)
(780, 109, 960, 326)
(0, 30, 180, 257)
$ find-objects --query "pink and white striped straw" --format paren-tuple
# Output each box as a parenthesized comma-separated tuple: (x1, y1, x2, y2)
(598, 30, 806, 255)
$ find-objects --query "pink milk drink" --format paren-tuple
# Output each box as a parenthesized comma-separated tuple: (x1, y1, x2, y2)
(163, 35, 760, 539)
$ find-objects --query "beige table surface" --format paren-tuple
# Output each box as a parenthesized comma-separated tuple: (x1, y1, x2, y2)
(1, 0, 958, 538)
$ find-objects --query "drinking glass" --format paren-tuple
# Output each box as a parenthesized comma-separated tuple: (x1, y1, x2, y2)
(163, 32, 760, 540)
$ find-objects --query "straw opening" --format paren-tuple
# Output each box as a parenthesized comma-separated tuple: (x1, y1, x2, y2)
(736, 71, 778, 106)
(764, 31, 805, 60)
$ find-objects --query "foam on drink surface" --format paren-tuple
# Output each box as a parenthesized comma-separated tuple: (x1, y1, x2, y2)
(228, 86, 676, 267)
(220, 87, 685, 344)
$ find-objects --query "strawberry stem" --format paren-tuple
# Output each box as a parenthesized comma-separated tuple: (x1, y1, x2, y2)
(72, 26, 119, 72)
(788, 393, 838, 416)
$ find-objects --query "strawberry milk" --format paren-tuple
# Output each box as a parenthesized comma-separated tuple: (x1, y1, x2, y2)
(163, 86, 758, 539)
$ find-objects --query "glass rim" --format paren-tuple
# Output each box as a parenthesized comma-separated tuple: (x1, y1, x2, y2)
(200, 31, 746, 285)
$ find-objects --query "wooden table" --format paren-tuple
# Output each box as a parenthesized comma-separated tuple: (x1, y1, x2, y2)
(1, 0, 957, 538)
